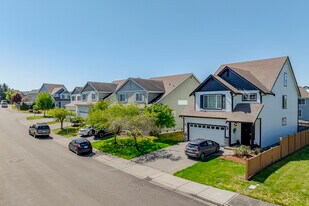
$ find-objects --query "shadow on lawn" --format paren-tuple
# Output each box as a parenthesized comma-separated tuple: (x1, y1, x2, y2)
(251, 146, 309, 183)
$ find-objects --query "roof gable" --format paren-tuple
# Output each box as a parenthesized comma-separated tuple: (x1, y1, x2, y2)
(81, 82, 117, 93)
(194, 75, 229, 92)
(39, 83, 67, 94)
(215, 56, 288, 93)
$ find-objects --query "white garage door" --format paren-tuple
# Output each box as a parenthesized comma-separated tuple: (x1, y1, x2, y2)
(188, 124, 226, 146)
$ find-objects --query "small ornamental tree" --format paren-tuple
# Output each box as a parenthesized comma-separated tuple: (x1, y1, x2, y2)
(145, 103, 176, 130)
(12, 93, 22, 103)
(36, 92, 54, 116)
(49, 108, 72, 130)
(5, 89, 14, 103)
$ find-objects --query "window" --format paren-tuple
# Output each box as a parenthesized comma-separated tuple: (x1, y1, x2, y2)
(135, 93, 144, 102)
(299, 99, 306, 105)
(77, 96, 81, 101)
(299, 109, 302, 117)
(206, 140, 213, 146)
(91, 94, 96, 100)
(72, 96, 76, 101)
(203, 94, 224, 109)
(282, 95, 287, 109)
(118, 94, 127, 102)
(284, 72, 287, 87)
(61, 94, 65, 99)
(282, 117, 287, 126)
(242, 93, 257, 101)
(82, 94, 87, 101)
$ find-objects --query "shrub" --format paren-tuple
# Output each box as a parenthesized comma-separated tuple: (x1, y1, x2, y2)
(234, 145, 251, 157)
(20, 102, 29, 110)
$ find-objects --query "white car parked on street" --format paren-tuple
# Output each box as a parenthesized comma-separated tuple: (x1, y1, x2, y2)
(78, 126, 95, 137)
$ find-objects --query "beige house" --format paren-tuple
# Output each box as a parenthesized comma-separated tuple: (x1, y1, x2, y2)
(114, 73, 200, 131)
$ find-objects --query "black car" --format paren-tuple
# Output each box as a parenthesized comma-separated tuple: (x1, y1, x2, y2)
(68, 138, 92, 155)
(94, 128, 110, 138)
(185, 139, 220, 159)
(29, 123, 51, 138)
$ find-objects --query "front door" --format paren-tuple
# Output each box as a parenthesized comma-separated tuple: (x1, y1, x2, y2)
(241, 123, 252, 146)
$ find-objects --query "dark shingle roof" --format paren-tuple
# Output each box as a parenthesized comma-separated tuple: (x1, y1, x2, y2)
(88, 82, 118, 93)
(129, 78, 165, 93)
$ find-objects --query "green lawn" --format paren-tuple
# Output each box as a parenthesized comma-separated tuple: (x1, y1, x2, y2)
(175, 146, 309, 206)
(92, 135, 179, 160)
(26, 115, 52, 120)
(52, 127, 80, 138)
(46, 121, 59, 125)
(158, 131, 184, 142)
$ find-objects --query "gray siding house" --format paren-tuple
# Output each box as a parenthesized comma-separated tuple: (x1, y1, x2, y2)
(38, 83, 71, 108)
(298, 87, 309, 121)
(114, 73, 200, 132)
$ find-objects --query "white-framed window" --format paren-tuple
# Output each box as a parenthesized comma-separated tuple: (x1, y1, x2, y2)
(77, 96, 81, 101)
(61, 94, 65, 99)
(135, 93, 144, 102)
(82, 94, 87, 101)
(284, 72, 287, 87)
(91, 94, 96, 100)
(282, 95, 287, 109)
(299, 99, 306, 105)
(118, 94, 127, 102)
(242, 93, 257, 101)
(203, 94, 225, 110)
(282, 117, 287, 126)
(299, 109, 302, 117)
(72, 96, 76, 101)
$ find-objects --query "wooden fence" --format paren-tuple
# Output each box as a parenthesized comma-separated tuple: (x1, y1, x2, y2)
(245, 130, 309, 180)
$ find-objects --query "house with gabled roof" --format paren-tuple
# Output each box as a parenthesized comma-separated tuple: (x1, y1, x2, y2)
(180, 57, 300, 148)
(67, 82, 119, 118)
(114, 73, 200, 131)
(298, 86, 309, 121)
(38, 83, 71, 108)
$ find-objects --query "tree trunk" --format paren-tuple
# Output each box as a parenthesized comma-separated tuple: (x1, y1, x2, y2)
(44, 110, 46, 117)
(133, 135, 140, 151)
(61, 121, 63, 130)
(114, 135, 117, 145)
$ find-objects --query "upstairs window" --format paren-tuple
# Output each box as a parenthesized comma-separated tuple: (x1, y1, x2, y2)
(201, 94, 225, 110)
(284, 72, 287, 87)
(282, 95, 287, 109)
(118, 94, 127, 102)
(91, 94, 96, 100)
(72, 96, 76, 101)
(299, 99, 306, 105)
(242, 93, 257, 101)
(82, 94, 87, 101)
(135, 93, 144, 102)
(299, 109, 302, 117)
(77, 96, 81, 101)
(282, 117, 287, 126)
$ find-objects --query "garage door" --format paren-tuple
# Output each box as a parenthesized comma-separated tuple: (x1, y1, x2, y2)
(188, 123, 225, 146)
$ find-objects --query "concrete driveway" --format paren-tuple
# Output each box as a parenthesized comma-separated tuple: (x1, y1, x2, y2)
(132, 143, 199, 174)
(132, 143, 234, 174)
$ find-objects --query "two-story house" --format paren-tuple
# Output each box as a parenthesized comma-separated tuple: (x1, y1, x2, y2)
(114, 73, 200, 131)
(298, 87, 309, 121)
(72, 82, 118, 118)
(38, 83, 71, 108)
(180, 57, 300, 148)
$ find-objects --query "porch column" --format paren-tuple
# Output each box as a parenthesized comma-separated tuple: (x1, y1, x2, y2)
(251, 123, 255, 148)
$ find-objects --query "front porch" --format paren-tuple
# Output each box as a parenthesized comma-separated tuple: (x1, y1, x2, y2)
(226, 119, 261, 148)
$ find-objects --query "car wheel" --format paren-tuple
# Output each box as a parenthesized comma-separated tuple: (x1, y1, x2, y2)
(216, 146, 220, 152)
(75, 150, 80, 155)
(200, 153, 206, 160)
(99, 132, 104, 138)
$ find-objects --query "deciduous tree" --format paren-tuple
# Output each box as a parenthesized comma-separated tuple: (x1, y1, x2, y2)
(36, 92, 54, 116)
(49, 108, 72, 129)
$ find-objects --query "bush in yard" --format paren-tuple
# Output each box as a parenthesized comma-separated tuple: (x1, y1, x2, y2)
(145, 103, 176, 131)
(49, 108, 72, 130)
(69, 114, 84, 127)
(20, 102, 29, 110)
(234, 145, 251, 157)
(12, 92, 22, 103)
(36, 92, 54, 116)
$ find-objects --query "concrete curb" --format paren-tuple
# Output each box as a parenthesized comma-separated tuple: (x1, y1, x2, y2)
(17, 114, 275, 206)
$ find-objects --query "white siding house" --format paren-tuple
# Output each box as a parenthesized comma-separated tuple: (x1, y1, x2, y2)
(181, 57, 300, 148)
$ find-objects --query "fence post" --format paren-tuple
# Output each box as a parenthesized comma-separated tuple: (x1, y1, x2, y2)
(245, 159, 249, 180)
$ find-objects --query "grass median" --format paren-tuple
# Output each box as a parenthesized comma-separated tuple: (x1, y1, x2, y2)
(52, 127, 80, 138)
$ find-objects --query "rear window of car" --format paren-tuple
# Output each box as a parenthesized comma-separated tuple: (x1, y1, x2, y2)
(188, 143, 197, 148)
(80, 142, 90, 146)
(38, 125, 50, 130)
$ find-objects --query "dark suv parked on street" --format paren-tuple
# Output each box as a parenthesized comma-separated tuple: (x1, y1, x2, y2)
(29, 123, 51, 138)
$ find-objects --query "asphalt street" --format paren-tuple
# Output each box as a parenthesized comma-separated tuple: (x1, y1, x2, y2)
(0, 108, 211, 206)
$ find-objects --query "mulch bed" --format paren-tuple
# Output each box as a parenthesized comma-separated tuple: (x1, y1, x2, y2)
(220, 155, 246, 163)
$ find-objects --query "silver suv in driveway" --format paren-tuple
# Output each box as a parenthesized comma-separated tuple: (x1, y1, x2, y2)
(185, 139, 220, 160)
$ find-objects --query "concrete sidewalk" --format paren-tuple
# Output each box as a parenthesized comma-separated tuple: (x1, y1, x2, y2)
(18, 114, 276, 206)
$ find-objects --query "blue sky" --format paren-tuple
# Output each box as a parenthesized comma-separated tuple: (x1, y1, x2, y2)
(0, 0, 308, 91)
